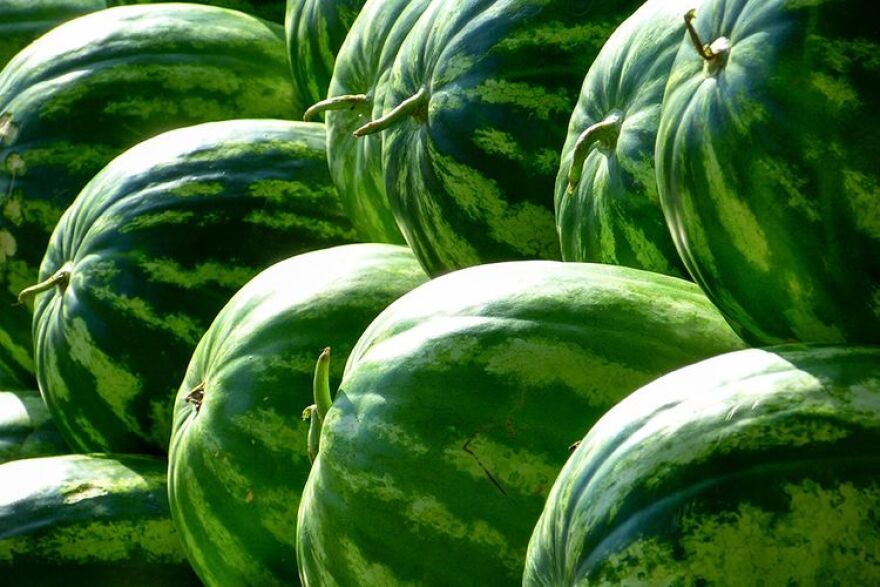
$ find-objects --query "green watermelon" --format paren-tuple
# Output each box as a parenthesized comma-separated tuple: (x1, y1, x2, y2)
(1, 387, 68, 462)
(168, 243, 428, 587)
(0, 453, 199, 585)
(30, 119, 357, 455)
(0, 3, 301, 386)
(525, 344, 880, 585)
(305, 0, 431, 244)
(655, 0, 880, 345)
(0, 0, 106, 69)
(285, 0, 366, 114)
(297, 261, 746, 585)
(364, 0, 644, 275)
(110, 0, 287, 23)
(555, 0, 693, 277)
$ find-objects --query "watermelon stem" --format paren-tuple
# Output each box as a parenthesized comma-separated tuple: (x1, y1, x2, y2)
(353, 87, 428, 137)
(567, 111, 624, 194)
(18, 266, 70, 304)
(683, 9, 730, 73)
(305, 347, 333, 463)
(303, 94, 369, 122)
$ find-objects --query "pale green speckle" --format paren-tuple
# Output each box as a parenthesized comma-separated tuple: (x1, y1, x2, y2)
(171, 181, 225, 198)
(118, 210, 196, 233)
(248, 179, 337, 204)
(22, 141, 118, 175)
(339, 536, 410, 586)
(755, 157, 819, 222)
(843, 169, 880, 240)
(88, 285, 204, 345)
(138, 257, 253, 291)
(782, 273, 844, 342)
(473, 80, 572, 121)
(231, 408, 309, 458)
(496, 22, 617, 53)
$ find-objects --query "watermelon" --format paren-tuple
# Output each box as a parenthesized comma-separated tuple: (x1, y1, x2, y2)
(110, 1, 287, 23)
(525, 344, 880, 585)
(168, 243, 428, 587)
(0, 3, 301, 385)
(297, 261, 746, 585)
(0, 0, 106, 69)
(555, 0, 693, 277)
(0, 453, 199, 585)
(655, 0, 880, 345)
(1, 387, 68, 463)
(363, 0, 644, 275)
(285, 0, 366, 113)
(305, 0, 431, 244)
(30, 119, 357, 455)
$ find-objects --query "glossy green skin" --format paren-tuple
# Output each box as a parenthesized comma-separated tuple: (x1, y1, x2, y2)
(32, 120, 357, 455)
(110, 1, 287, 23)
(297, 261, 746, 586)
(325, 0, 431, 244)
(525, 345, 880, 585)
(0, 388, 68, 462)
(0, 3, 300, 386)
(0, 453, 199, 585)
(285, 0, 366, 113)
(381, 0, 643, 276)
(555, 0, 692, 277)
(656, 0, 880, 345)
(0, 0, 106, 68)
(169, 244, 427, 587)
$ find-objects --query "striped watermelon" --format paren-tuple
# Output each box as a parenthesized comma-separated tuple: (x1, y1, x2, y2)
(110, 1, 287, 23)
(525, 344, 880, 585)
(30, 119, 357, 455)
(306, 0, 431, 244)
(367, 0, 644, 275)
(169, 244, 428, 587)
(0, 0, 106, 69)
(1, 387, 68, 463)
(297, 261, 746, 585)
(655, 0, 880, 345)
(555, 0, 693, 277)
(285, 0, 366, 114)
(0, 453, 199, 584)
(0, 3, 300, 386)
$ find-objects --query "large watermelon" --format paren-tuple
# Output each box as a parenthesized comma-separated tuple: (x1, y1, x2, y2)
(168, 244, 428, 587)
(363, 0, 644, 275)
(297, 261, 746, 585)
(30, 119, 357, 455)
(285, 0, 367, 113)
(110, 0, 287, 23)
(0, 3, 300, 385)
(525, 344, 880, 585)
(0, 0, 106, 69)
(305, 0, 431, 244)
(1, 387, 68, 463)
(0, 453, 199, 585)
(555, 0, 693, 277)
(655, 0, 880, 345)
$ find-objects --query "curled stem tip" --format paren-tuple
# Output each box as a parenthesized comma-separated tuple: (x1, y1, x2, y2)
(566, 112, 623, 193)
(303, 94, 369, 122)
(313, 347, 332, 422)
(353, 87, 428, 138)
(684, 9, 730, 65)
(18, 268, 70, 304)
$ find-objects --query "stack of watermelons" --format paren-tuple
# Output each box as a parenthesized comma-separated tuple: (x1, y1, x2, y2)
(0, 0, 876, 584)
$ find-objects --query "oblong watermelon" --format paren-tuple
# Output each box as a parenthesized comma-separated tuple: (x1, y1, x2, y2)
(0, 387, 68, 463)
(0, 3, 301, 385)
(0, 453, 199, 585)
(655, 0, 880, 345)
(525, 344, 880, 585)
(169, 243, 428, 587)
(315, 0, 431, 244)
(372, 0, 644, 275)
(110, 1, 287, 23)
(0, 0, 106, 69)
(555, 0, 693, 277)
(31, 119, 357, 455)
(297, 261, 746, 585)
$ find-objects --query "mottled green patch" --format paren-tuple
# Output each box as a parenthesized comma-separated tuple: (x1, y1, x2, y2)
(489, 202, 559, 258)
(843, 169, 880, 239)
(0, 230, 16, 262)
(6, 258, 38, 300)
(0, 327, 33, 375)
(138, 258, 252, 291)
(484, 337, 649, 408)
(594, 479, 880, 585)
(473, 128, 523, 163)
(811, 36, 880, 74)
(496, 21, 617, 53)
(65, 317, 143, 437)
(231, 408, 308, 458)
(248, 179, 336, 204)
(244, 210, 356, 240)
(339, 536, 408, 585)
(21, 141, 118, 175)
(810, 72, 861, 113)
(88, 285, 203, 345)
(171, 181, 224, 198)
(783, 274, 844, 342)
(755, 157, 819, 220)
(118, 210, 196, 233)
(472, 80, 572, 120)
(16, 197, 65, 232)
(619, 221, 675, 275)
